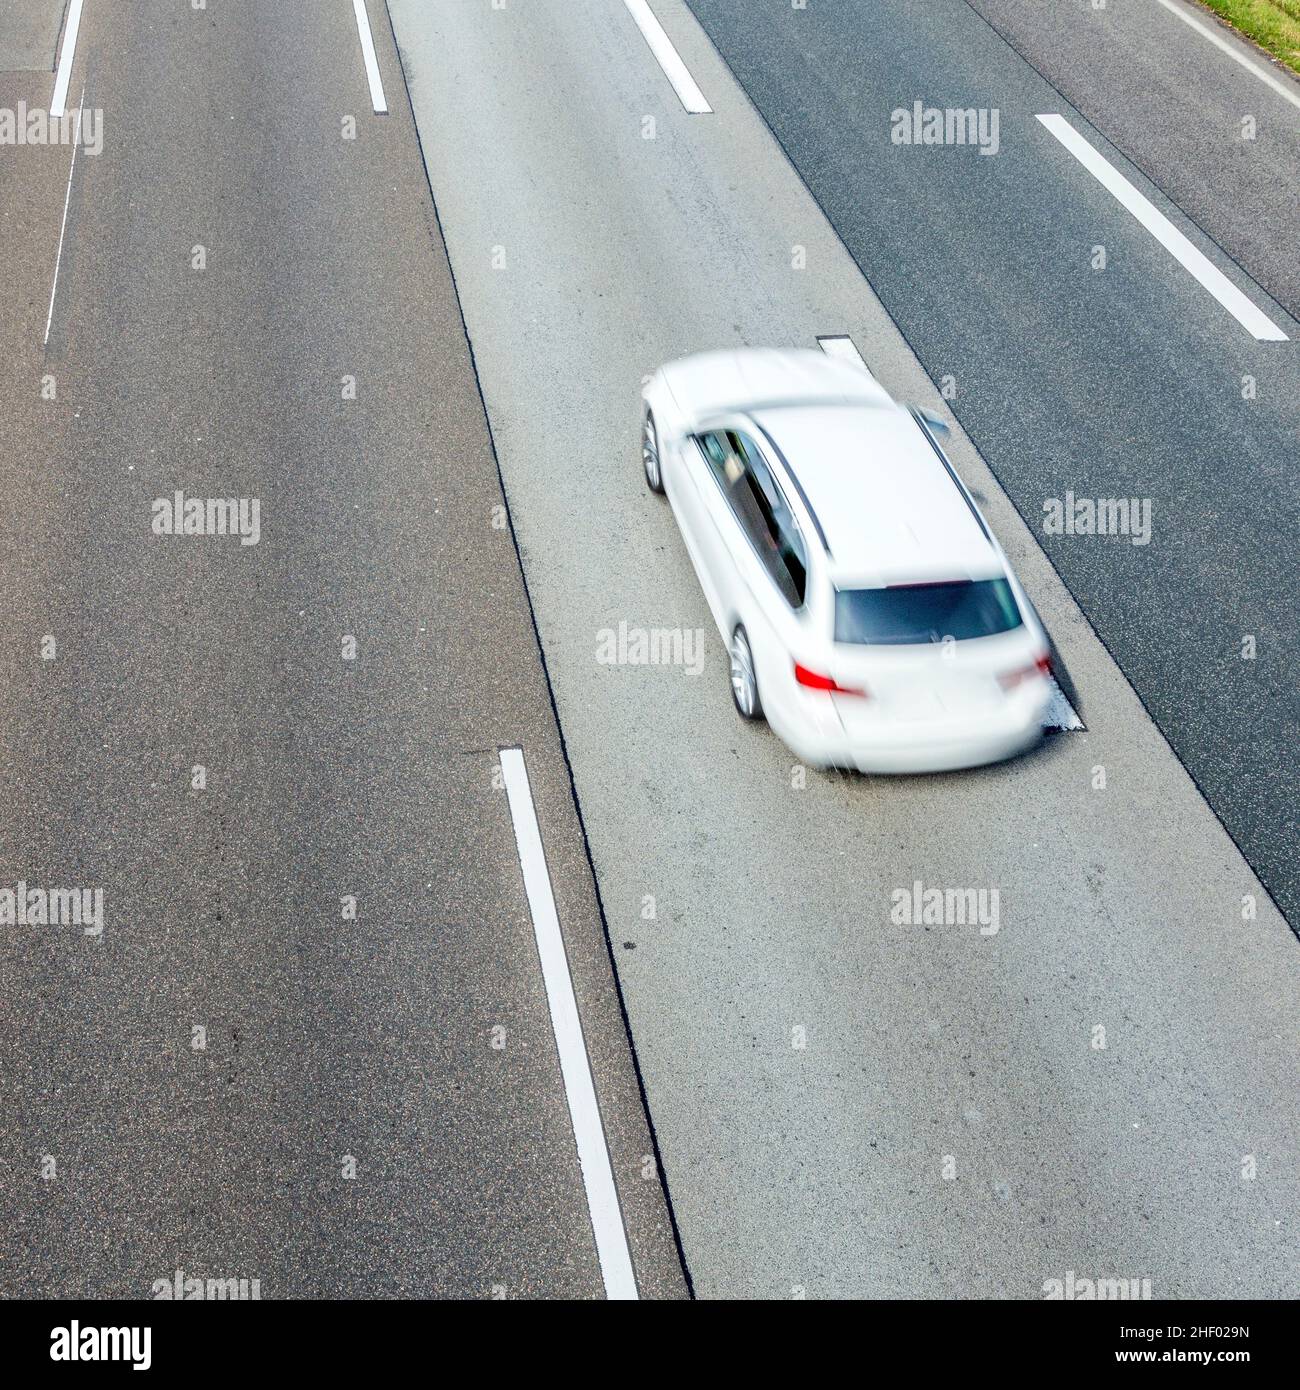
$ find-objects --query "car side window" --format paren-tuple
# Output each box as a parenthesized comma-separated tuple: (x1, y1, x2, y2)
(695, 430, 807, 609)
(697, 431, 740, 490)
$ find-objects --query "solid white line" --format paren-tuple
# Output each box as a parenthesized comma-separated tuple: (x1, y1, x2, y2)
(45, 91, 85, 348)
(817, 334, 874, 376)
(1036, 113, 1287, 342)
(1155, 0, 1300, 113)
(352, 0, 388, 114)
(624, 0, 712, 114)
(498, 747, 638, 1300)
(50, 0, 84, 118)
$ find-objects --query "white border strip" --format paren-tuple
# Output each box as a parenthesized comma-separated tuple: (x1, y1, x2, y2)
(624, 0, 712, 114)
(50, 0, 84, 119)
(352, 0, 388, 114)
(1036, 113, 1287, 342)
(499, 747, 638, 1300)
(817, 334, 874, 377)
(45, 90, 85, 347)
(1155, 0, 1300, 113)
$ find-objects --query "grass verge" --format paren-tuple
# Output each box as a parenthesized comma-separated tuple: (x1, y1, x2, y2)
(1195, 0, 1300, 77)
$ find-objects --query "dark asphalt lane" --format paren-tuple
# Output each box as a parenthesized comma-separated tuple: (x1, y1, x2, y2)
(686, 0, 1300, 927)
(969, 0, 1300, 319)
(0, 1, 685, 1297)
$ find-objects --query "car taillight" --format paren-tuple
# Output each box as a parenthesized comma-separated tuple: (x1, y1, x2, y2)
(794, 662, 868, 697)
(998, 653, 1052, 691)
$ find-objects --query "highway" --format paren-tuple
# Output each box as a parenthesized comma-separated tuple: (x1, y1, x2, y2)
(0, 0, 682, 1299)
(688, 0, 1300, 932)
(0, 0, 1296, 1301)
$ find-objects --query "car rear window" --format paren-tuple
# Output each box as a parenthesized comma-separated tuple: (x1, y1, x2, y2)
(834, 578, 1022, 646)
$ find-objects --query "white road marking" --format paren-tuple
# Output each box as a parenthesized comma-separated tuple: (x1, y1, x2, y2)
(50, 0, 84, 118)
(624, 0, 712, 114)
(352, 0, 388, 114)
(1156, 0, 1300, 113)
(817, 334, 874, 376)
(498, 746, 638, 1301)
(1036, 113, 1287, 342)
(1044, 678, 1084, 733)
(45, 89, 85, 348)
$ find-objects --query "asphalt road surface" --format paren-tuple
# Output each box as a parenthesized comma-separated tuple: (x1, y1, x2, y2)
(0, 0, 683, 1299)
(686, 0, 1300, 929)
(0, 0, 1296, 1300)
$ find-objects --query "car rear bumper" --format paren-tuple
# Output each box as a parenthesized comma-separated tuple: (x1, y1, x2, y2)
(771, 690, 1048, 775)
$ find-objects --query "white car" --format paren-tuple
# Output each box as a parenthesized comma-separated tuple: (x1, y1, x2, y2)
(640, 348, 1052, 773)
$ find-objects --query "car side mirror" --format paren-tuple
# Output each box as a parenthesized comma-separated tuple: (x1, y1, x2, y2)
(916, 408, 950, 437)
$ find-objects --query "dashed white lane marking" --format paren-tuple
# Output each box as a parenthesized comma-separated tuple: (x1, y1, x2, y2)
(1155, 0, 1300, 114)
(499, 747, 638, 1301)
(50, 0, 84, 119)
(45, 89, 85, 348)
(624, 0, 712, 114)
(352, 0, 388, 114)
(817, 334, 874, 377)
(828, 338, 1086, 732)
(1036, 113, 1288, 342)
(1044, 679, 1084, 733)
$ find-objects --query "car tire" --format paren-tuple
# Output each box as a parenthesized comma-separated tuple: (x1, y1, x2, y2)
(642, 406, 665, 495)
(729, 625, 764, 721)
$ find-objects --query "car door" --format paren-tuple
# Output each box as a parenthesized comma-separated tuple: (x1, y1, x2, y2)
(690, 425, 811, 693)
(674, 428, 743, 638)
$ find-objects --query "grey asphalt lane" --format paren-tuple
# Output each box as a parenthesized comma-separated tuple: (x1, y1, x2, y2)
(686, 0, 1300, 933)
(0, 0, 63, 72)
(0, 1, 685, 1297)
(389, 0, 1300, 1297)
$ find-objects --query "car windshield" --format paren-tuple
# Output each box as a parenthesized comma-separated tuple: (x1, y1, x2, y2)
(834, 578, 1022, 646)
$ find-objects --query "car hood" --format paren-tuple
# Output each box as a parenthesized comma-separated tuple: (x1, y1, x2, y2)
(661, 348, 890, 422)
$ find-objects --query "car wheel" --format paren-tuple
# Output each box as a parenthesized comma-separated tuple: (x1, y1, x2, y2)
(642, 406, 665, 495)
(729, 625, 764, 721)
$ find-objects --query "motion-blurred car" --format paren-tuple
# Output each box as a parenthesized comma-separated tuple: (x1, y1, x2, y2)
(640, 348, 1051, 773)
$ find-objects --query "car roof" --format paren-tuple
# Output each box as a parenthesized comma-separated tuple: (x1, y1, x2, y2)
(748, 402, 1003, 587)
